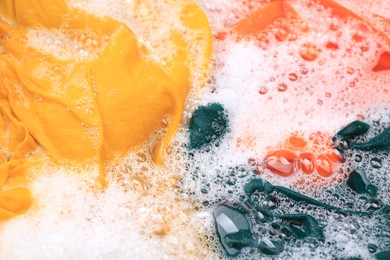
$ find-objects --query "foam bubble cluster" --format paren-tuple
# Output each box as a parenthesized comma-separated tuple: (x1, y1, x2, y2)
(181, 0, 390, 258)
(27, 28, 111, 61)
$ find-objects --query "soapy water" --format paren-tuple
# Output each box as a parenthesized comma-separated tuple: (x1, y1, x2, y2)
(180, 112, 390, 259)
(1, 0, 390, 259)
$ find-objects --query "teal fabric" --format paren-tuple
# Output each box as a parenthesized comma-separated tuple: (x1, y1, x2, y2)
(189, 103, 228, 149)
(347, 169, 378, 197)
(335, 120, 370, 140)
(352, 126, 390, 152)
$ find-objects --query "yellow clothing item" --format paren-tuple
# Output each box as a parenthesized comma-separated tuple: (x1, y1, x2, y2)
(0, 0, 211, 219)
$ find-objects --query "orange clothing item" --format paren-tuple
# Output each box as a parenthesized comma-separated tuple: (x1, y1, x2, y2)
(0, 0, 211, 220)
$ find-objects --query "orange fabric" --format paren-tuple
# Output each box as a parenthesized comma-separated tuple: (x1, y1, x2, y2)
(298, 153, 315, 174)
(231, 1, 298, 37)
(264, 150, 297, 177)
(0, 0, 211, 219)
(288, 134, 308, 149)
(318, 0, 390, 43)
(228, 0, 390, 69)
(260, 132, 342, 186)
(0, 188, 32, 221)
(318, 0, 365, 21)
(373, 51, 390, 71)
(0, 79, 37, 220)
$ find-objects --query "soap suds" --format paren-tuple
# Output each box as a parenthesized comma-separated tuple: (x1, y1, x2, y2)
(1, 0, 390, 259)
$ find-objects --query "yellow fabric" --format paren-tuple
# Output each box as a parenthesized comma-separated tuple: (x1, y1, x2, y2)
(0, 76, 36, 220)
(0, 0, 211, 220)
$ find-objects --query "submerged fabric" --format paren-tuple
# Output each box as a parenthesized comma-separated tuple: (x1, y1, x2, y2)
(0, 0, 387, 223)
(0, 0, 211, 220)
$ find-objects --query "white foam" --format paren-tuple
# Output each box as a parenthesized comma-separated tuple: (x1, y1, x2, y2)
(27, 28, 110, 61)
(0, 169, 159, 259)
(1, 0, 390, 259)
(0, 162, 217, 259)
(202, 0, 390, 159)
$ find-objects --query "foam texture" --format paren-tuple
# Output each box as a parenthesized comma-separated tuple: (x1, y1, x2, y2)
(1, 0, 390, 259)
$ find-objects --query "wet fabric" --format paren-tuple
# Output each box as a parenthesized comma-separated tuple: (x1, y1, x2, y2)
(0, 0, 211, 219)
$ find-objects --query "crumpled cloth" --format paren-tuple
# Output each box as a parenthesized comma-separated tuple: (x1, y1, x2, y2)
(0, 0, 211, 220)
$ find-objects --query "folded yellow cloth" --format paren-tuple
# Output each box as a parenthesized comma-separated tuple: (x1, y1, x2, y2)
(0, 0, 211, 219)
